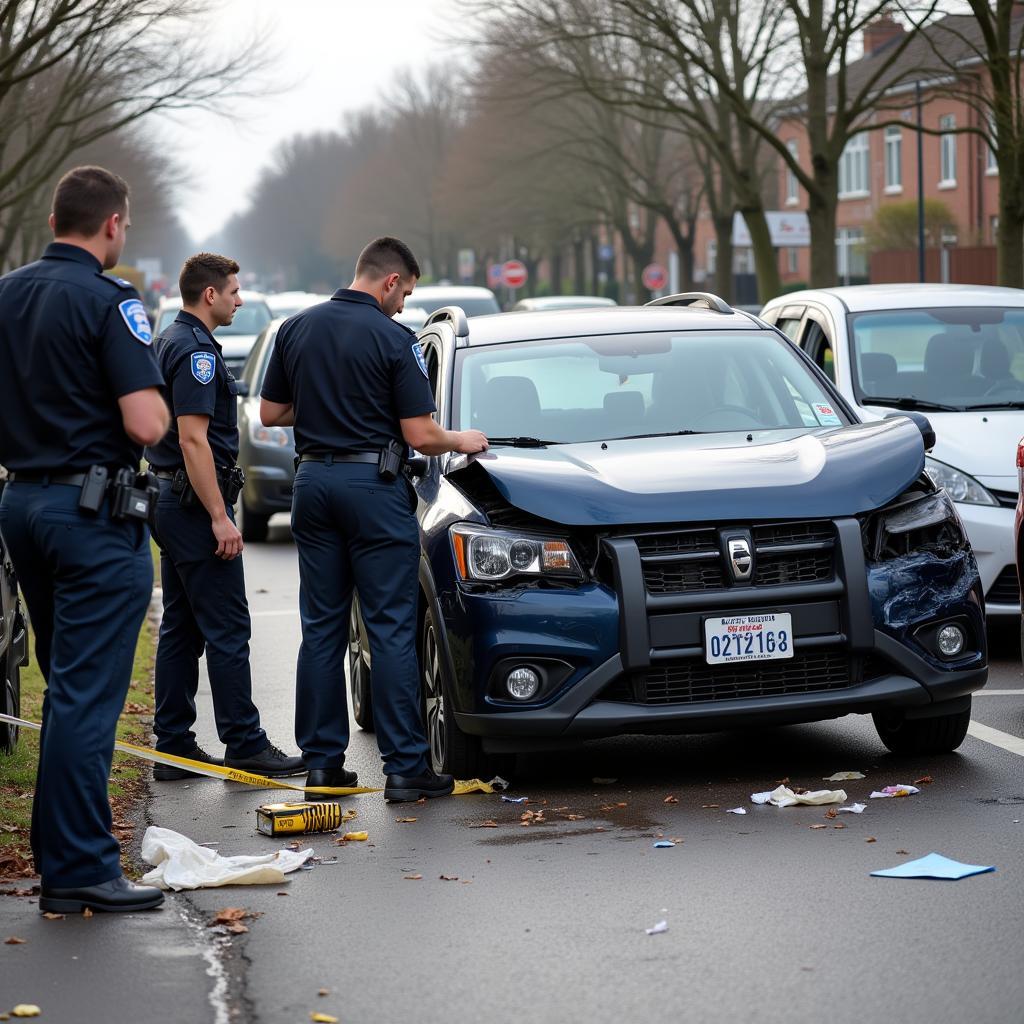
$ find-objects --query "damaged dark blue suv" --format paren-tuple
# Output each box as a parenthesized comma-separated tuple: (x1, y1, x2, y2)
(348, 294, 988, 777)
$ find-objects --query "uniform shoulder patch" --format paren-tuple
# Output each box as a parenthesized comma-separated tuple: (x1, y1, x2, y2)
(118, 298, 153, 345)
(190, 351, 216, 385)
(411, 340, 429, 378)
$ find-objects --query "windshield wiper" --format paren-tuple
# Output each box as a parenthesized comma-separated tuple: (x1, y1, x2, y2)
(966, 401, 1024, 410)
(486, 436, 561, 448)
(861, 396, 966, 412)
(607, 430, 704, 441)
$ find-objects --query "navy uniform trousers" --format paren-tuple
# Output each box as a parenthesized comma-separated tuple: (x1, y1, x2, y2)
(150, 479, 266, 758)
(0, 481, 151, 888)
(291, 461, 429, 777)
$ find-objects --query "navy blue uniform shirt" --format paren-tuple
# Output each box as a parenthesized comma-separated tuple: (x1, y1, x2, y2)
(260, 289, 435, 455)
(145, 311, 241, 469)
(0, 242, 163, 473)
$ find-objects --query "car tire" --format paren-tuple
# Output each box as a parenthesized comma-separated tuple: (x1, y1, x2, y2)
(349, 603, 374, 733)
(1, 642, 20, 755)
(421, 603, 514, 780)
(236, 496, 270, 543)
(872, 701, 972, 755)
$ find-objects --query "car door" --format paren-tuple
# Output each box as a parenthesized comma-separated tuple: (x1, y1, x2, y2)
(796, 307, 840, 386)
(763, 303, 806, 342)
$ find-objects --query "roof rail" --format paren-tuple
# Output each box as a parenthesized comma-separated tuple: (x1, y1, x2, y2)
(424, 305, 470, 338)
(645, 292, 733, 314)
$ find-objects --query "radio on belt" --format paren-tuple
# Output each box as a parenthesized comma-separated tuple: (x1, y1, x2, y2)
(256, 801, 343, 836)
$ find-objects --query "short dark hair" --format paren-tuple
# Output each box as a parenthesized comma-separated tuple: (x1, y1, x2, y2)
(52, 166, 129, 237)
(179, 252, 241, 305)
(355, 236, 420, 280)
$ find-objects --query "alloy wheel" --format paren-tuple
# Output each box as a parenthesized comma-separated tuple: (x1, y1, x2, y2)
(422, 621, 446, 773)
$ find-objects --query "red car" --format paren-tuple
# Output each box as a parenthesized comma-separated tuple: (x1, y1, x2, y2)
(1018, 439, 1024, 652)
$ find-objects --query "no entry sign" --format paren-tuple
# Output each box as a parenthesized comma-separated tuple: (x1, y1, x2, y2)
(501, 260, 528, 289)
(642, 263, 668, 291)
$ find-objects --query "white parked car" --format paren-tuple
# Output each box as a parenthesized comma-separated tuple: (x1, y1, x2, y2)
(760, 284, 1024, 618)
(154, 291, 273, 377)
(403, 285, 500, 318)
(512, 295, 617, 312)
(266, 291, 329, 318)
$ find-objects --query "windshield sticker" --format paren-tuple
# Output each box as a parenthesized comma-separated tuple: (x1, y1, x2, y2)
(812, 402, 842, 426)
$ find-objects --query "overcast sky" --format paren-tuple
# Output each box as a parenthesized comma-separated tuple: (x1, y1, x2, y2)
(163, 0, 460, 242)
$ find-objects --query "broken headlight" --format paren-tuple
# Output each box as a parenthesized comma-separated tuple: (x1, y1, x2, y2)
(450, 524, 583, 582)
(866, 488, 966, 560)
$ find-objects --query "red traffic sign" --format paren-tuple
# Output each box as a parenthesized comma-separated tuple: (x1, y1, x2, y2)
(642, 263, 668, 291)
(487, 263, 503, 288)
(501, 259, 528, 289)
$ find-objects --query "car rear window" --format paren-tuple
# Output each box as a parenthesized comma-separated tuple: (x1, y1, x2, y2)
(453, 331, 846, 442)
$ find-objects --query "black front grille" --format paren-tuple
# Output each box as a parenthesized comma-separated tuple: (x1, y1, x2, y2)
(990, 489, 1019, 510)
(756, 551, 833, 586)
(603, 648, 856, 706)
(753, 521, 835, 546)
(643, 561, 725, 593)
(635, 528, 717, 557)
(985, 565, 1020, 605)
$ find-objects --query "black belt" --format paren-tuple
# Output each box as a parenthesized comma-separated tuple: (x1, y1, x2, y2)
(153, 466, 235, 480)
(298, 452, 379, 465)
(7, 472, 89, 486)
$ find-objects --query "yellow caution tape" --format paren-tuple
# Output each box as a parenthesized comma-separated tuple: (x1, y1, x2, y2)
(0, 713, 499, 796)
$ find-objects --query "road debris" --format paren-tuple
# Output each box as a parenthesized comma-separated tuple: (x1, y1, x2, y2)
(838, 803, 867, 814)
(645, 920, 669, 935)
(652, 840, 676, 848)
(11, 1007, 41, 1019)
(403, 874, 423, 880)
(869, 785, 921, 799)
(726, 808, 746, 815)
(871, 852, 995, 880)
(501, 796, 528, 803)
(823, 771, 866, 781)
(208, 907, 260, 935)
(337, 831, 368, 842)
(751, 786, 847, 807)
(4, 936, 26, 944)
(395, 817, 417, 823)
(310, 1013, 338, 1023)
(664, 795, 679, 804)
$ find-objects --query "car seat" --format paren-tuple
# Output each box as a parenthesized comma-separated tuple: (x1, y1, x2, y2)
(923, 333, 981, 397)
(476, 375, 542, 437)
(859, 352, 898, 394)
(979, 338, 1013, 382)
(602, 391, 646, 436)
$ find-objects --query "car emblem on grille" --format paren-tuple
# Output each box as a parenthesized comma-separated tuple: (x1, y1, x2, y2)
(727, 538, 753, 582)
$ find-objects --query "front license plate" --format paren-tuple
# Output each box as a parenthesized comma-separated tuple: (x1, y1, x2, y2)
(704, 613, 794, 665)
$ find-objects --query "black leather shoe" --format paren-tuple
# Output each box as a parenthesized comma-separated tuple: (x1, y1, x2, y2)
(40, 875, 164, 914)
(304, 767, 358, 800)
(153, 746, 223, 782)
(384, 769, 455, 803)
(224, 742, 305, 778)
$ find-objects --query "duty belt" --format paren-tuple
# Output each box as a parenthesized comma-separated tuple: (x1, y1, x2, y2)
(297, 452, 379, 465)
(7, 471, 90, 486)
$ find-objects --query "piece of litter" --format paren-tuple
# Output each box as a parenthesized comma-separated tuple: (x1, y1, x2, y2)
(838, 803, 866, 814)
(870, 852, 995, 880)
(645, 920, 669, 935)
(310, 1013, 338, 1023)
(439, 875, 459, 881)
(4, 936, 26, 944)
(592, 777, 617, 785)
(750, 785, 846, 808)
(339, 831, 368, 842)
(140, 825, 312, 890)
(726, 807, 746, 815)
(914, 775, 934, 785)
(489, 776, 510, 791)
(501, 796, 528, 803)
(701, 804, 720, 809)
(808, 824, 828, 830)
(866, 837, 877, 843)
(403, 874, 423, 880)
(652, 840, 675, 848)
(318, 988, 329, 997)
(452, 779, 497, 795)
(664, 795, 679, 804)
(468, 820, 498, 828)
(395, 817, 417, 823)
(823, 771, 865, 781)
(869, 785, 920, 799)
(11, 1008, 42, 1019)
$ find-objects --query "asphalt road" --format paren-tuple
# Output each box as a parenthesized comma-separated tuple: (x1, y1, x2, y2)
(4, 520, 1023, 1023)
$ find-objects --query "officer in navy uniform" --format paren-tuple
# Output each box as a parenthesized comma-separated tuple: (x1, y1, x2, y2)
(260, 236, 488, 802)
(0, 166, 170, 914)
(145, 253, 304, 780)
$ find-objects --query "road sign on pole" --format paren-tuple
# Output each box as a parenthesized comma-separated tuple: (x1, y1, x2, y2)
(458, 249, 475, 282)
(642, 263, 668, 291)
(501, 260, 528, 289)
(487, 263, 503, 288)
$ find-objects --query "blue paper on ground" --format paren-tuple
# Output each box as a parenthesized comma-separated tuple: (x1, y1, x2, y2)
(870, 852, 995, 880)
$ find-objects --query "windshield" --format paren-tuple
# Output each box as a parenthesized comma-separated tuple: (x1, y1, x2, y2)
(453, 332, 847, 443)
(155, 301, 273, 338)
(406, 294, 500, 318)
(850, 307, 1024, 409)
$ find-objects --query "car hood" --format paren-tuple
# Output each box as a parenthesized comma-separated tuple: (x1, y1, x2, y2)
(467, 419, 925, 526)
(217, 333, 259, 359)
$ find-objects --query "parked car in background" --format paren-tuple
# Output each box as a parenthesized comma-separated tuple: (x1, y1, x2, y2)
(1016, 438, 1024, 653)
(266, 291, 330, 319)
(760, 284, 1024, 620)
(233, 303, 427, 540)
(154, 291, 274, 377)
(349, 294, 987, 777)
(0, 516, 28, 754)
(512, 295, 617, 312)
(404, 285, 500, 319)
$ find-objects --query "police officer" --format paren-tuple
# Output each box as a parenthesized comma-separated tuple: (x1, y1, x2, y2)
(145, 253, 304, 779)
(260, 236, 488, 802)
(0, 166, 169, 913)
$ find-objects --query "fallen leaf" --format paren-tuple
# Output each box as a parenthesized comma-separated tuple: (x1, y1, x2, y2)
(896, 849, 910, 855)
(403, 874, 423, 880)
(824, 808, 838, 819)
(565, 814, 585, 821)
(225, 922, 249, 935)
(833, 823, 847, 830)
(615, 802, 627, 808)
(4, 936, 26, 944)
(866, 837, 877, 843)
(276, 892, 289, 896)
(701, 804, 720, 809)
(210, 907, 252, 926)
(318, 988, 329, 997)
(808, 824, 828, 830)
(341, 809, 358, 822)
(669, 837, 684, 843)
(339, 832, 368, 842)
(310, 1013, 338, 1023)
(664, 795, 679, 804)
(395, 817, 417, 823)
(468, 820, 498, 828)
(287, 841, 302, 850)
(82, 907, 93, 918)
(439, 875, 459, 881)
(914, 776, 934, 785)
(41, 912, 65, 920)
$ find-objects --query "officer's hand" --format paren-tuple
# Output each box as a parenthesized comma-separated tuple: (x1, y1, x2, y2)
(212, 514, 244, 560)
(455, 430, 489, 454)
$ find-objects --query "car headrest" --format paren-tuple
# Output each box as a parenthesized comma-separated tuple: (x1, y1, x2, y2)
(980, 338, 1012, 379)
(859, 351, 897, 384)
(603, 391, 646, 424)
(924, 333, 972, 379)
(477, 375, 541, 435)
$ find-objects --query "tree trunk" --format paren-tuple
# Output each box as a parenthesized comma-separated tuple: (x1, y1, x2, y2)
(996, 171, 1024, 288)
(712, 214, 734, 303)
(740, 206, 782, 303)
(662, 211, 696, 293)
(574, 235, 587, 294)
(550, 245, 564, 295)
(807, 186, 838, 288)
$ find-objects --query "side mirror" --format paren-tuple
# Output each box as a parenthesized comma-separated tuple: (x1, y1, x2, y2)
(234, 380, 250, 397)
(886, 411, 935, 452)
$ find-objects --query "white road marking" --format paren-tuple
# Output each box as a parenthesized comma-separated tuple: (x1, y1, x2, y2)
(250, 609, 298, 618)
(974, 689, 1024, 696)
(968, 720, 1024, 757)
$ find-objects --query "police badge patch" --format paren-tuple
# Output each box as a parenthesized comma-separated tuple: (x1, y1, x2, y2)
(191, 351, 216, 385)
(118, 298, 153, 345)
(411, 341, 428, 378)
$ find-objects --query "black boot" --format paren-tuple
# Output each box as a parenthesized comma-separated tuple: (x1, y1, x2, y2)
(304, 767, 358, 800)
(224, 742, 305, 778)
(40, 875, 165, 914)
(153, 746, 223, 782)
(384, 769, 454, 803)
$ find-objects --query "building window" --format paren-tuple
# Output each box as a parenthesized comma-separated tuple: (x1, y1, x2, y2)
(836, 228, 866, 285)
(787, 247, 799, 274)
(785, 140, 799, 204)
(990, 215, 999, 244)
(707, 240, 717, 274)
(733, 248, 754, 275)
(838, 134, 870, 198)
(884, 125, 902, 192)
(939, 114, 957, 187)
